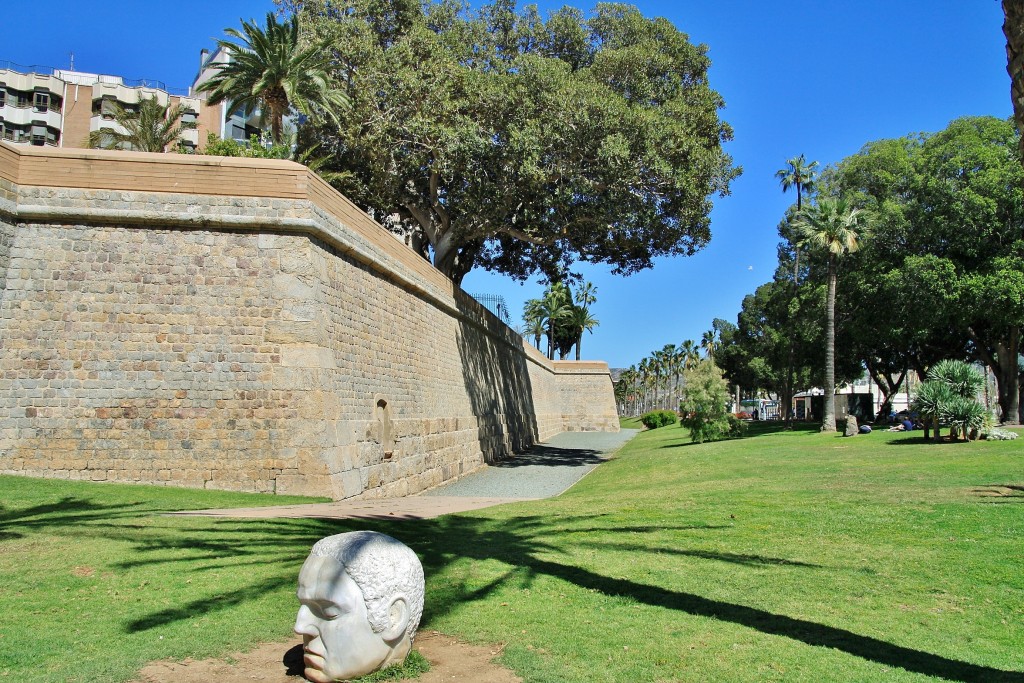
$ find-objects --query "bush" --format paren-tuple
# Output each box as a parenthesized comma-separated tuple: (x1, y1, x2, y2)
(943, 395, 987, 441)
(726, 414, 748, 437)
(679, 361, 733, 443)
(984, 427, 1019, 441)
(640, 410, 678, 429)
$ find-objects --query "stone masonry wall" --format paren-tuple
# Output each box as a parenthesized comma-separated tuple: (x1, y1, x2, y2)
(0, 144, 618, 499)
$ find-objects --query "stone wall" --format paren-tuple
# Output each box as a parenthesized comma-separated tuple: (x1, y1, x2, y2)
(0, 144, 618, 499)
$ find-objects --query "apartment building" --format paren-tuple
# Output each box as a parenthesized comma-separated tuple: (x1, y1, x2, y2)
(0, 52, 262, 152)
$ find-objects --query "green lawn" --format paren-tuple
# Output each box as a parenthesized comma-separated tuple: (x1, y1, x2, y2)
(1, 424, 1022, 682)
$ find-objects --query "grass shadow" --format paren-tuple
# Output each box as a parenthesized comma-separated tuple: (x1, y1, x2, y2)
(5, 481, 1021, 682)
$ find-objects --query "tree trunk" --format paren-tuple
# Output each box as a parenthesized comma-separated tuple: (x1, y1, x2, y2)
(972, 327, 1021, 425)
(821, 258, 837, 432)
(995, 329, 1021, 424)
(869, 366, 906, 423)
(548, 319, 555, 360)
(1004, 0, 1024, 163)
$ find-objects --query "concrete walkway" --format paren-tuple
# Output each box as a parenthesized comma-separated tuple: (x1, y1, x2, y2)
(171, 429, 638, 521)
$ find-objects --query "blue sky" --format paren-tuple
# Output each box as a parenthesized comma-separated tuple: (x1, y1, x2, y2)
(6, 1, 1010, 368)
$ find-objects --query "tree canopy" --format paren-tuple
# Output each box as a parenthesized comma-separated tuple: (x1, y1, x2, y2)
(826, 116, 1024, 424)
(282, 0, 739, 283)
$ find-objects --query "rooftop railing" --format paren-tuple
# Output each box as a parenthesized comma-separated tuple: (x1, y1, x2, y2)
(0, 59, 190, 96)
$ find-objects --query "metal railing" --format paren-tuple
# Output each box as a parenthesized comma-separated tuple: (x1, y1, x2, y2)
(0, 59, 190, 96)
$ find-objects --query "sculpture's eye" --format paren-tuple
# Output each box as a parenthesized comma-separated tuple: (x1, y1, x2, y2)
(317, 601, 342, 620)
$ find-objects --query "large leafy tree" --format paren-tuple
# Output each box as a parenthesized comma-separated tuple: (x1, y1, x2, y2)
(87, 96, 186, 152)
(198, 12, 348, 144)
(792, 197, 870, 432)
(828, 117, 1024, 424)
(716, 278, 835, 413)
(286, 0, 739, 284)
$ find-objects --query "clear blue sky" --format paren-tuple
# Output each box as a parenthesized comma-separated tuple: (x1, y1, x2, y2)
(6, 1, 1010, 368)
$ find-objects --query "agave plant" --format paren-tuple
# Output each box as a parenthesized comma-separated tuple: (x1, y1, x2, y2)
(926, 360, 984, 398)
(943, 395, 987, 442)
(912, 381, 955, 442)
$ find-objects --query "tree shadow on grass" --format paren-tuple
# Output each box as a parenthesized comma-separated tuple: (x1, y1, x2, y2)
(4, 488, 1021, 682)
(404, 515, 1024, 682)
(0, 496, 155, 540)
(971, 485, 1024, 503)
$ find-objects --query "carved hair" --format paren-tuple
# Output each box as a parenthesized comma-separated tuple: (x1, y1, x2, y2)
(309, 531, 424, 641)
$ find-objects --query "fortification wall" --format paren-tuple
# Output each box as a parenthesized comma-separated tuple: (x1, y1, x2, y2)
(0, 143, 618, 499)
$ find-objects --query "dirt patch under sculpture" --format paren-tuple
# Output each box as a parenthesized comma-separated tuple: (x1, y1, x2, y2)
(132, 631, 521, 683)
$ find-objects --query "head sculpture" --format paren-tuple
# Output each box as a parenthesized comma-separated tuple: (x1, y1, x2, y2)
(294, 531, 424, 682)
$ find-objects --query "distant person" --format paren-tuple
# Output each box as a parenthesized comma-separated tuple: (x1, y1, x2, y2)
(753, 408, 759, 421)
(901, 417, 914, 431)
(859, 424, 872, 434)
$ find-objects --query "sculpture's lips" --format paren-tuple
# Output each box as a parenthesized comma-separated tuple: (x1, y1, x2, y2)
(303, 649, 326, 669)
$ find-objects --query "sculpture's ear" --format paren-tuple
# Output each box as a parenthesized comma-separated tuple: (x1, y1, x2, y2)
(381, 596, 410, 642)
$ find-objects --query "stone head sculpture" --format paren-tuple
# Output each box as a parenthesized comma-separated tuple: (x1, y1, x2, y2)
(294, 531, 425, 682)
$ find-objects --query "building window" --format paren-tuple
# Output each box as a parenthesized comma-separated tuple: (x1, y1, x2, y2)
(17, 92, 30, 108)
(33, 92, 49, 112)
(0, 90, 5, 107)
(181, 110, 198, 129)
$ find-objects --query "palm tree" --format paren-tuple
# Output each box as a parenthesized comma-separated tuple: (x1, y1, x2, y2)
(662, 343, 680, 409)
(792, 197, 870, 432)
(540, 282, 573, 360)
(522, 299, 546, 350)
(87, 96, 186, 152)
(198, 12, 348, 144)
(569, 281, 599, 361)
(617, 366, 639, 416)
(776, 154, 819, 282)
(638, 358, 652, 413)
(776, 154, 819, 213)
(1003, 1, 1024, 162)
(680, 339, 700, 372)
(567, 305, 600, 361)
(700, 329, 717, 361)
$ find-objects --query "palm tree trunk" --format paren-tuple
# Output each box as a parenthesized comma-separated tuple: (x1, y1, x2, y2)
(821, 257, 837, 432)
(1004, 1, 1024, 163)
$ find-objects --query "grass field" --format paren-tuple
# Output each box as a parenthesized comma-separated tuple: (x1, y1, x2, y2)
(1, 423, 1022, 682)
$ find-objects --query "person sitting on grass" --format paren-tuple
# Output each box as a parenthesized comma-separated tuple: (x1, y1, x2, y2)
(888, 417, 915, 432)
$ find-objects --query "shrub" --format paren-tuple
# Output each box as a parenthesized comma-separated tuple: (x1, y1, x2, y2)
(912, 360, 987, 442)
(679, 360, 733, 443)
(943, 395, 987, 441)
(726, 414, 747, 437)
(640, 410, 678, 429)
(984, 428, 1019, 441)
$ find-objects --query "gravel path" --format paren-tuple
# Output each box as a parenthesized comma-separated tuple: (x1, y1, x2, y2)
(422, 429, 640, 499)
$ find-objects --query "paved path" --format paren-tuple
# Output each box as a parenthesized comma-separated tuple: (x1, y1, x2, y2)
(171, 429, 638, 521)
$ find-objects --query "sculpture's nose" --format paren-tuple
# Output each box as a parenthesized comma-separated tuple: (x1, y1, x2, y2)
(294, 605, 318, 637)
